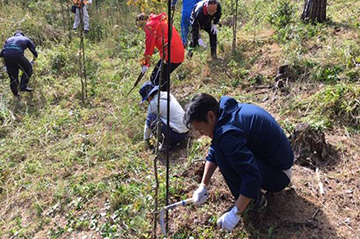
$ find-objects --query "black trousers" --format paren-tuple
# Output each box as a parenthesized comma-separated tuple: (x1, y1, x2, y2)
(190, 24, 217, 55)
(4, 53, 32, 96)
(150, 59, 181, 91)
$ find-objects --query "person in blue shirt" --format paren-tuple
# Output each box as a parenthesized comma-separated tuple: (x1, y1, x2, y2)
(0, 30, 38, 97)
(172, 0, 202, 47)
(184, 93, 294, 232)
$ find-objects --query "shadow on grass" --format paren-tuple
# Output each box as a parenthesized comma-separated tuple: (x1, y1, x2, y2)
(243, 188, 338, 239)
(326, 19, 359, 32)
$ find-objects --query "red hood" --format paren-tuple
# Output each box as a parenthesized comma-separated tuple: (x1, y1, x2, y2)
(148, 12, 167, 22)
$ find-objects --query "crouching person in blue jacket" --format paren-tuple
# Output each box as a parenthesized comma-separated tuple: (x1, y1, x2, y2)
(140, 81, 189, 151)
(184, 93, 294, 232)
(0, 30, 38, 98)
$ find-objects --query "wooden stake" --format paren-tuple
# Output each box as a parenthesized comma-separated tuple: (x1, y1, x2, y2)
(316, 167, 325, 195)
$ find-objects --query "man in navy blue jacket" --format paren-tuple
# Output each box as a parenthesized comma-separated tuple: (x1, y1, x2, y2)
(188, 0, 221, 59)
(0, 30, 38, 97)
(184, 93, 294, 232)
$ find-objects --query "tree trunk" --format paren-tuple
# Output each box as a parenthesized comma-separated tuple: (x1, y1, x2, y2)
(301, 0, 327, 23)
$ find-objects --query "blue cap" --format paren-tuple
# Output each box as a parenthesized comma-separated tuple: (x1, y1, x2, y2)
(139, 81, 159, 103)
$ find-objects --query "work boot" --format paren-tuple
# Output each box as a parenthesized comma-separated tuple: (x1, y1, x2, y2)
(84, 30, 89, 34)
(211, 48, 217, 60)
(211, 53, 217, 60)
(20, 87, 33, 92)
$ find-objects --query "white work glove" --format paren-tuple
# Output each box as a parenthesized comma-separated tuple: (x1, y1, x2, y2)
(198, 38, 206, 48)
(1, 66, 6, 72)
(217, 206, 241, 232)
(141, 65, 148, 74)
(192, 184, 208, 205)
(30, 60, 35, 66)
(211, 24, 218, 34)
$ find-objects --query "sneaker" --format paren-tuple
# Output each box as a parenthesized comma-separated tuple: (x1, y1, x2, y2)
(20, 87, 33, 92)
(249, 193, 267, 212)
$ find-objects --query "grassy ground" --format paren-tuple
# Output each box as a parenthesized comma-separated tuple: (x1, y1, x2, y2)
(0, 0, 359, 238)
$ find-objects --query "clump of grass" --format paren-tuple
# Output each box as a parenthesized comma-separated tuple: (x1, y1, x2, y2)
(290, 84, 360, 129)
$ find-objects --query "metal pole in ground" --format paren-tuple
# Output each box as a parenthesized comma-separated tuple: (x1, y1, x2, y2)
(165, 0, 172, 233)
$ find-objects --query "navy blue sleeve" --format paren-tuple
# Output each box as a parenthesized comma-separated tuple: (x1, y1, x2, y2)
(219, 130, 262, 199)
(171, 0, 177, 6)
(27, 38, 38, 58)
(205, 145, 217, 165)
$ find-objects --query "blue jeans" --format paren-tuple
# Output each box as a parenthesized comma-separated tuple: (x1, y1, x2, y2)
(146, 113, 187, 146)
(181, 12, 191, 46)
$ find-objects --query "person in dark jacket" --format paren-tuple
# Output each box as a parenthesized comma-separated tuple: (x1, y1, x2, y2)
(0, 30, 38, 97)
(188, 0, 222, 59)
(184, 93, 294, 232)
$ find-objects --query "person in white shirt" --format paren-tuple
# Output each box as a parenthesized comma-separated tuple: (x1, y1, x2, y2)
(139, 81, 189, 150)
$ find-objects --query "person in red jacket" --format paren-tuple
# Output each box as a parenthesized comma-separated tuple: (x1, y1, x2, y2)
(136, 13, 184, 91)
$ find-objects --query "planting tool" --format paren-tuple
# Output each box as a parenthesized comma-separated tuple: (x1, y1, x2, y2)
(126, 71, 145, 96)
(159, 198, 193, 235)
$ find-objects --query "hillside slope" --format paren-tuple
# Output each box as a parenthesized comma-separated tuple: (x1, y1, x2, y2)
(0, 0, 359, 238)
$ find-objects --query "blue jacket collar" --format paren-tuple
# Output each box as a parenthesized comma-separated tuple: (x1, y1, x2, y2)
(213, 96, 239, 144)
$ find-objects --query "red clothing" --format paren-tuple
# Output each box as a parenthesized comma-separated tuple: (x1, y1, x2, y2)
(143, 13, 184, 66)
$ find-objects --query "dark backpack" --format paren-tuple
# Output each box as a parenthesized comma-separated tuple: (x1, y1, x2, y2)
(71, 5, 76, 13)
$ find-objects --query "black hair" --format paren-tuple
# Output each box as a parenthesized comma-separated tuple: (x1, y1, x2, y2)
(208, 0, 218, 5)
(136, 13, 149, 25)
(184, 93, 219, 128)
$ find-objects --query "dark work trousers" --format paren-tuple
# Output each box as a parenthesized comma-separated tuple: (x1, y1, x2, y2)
(224, 157, 291, 200)
(149, 59, 181, 92)
(146, 113, 187, 146)
(4, 53, 32, 96)
(190, 24, 217, 56)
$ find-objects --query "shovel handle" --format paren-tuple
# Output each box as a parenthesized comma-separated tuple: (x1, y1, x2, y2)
(164, 198, 193, 210)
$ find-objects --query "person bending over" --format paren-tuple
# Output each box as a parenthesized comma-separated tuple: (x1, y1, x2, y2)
(184, 93, 294, 231)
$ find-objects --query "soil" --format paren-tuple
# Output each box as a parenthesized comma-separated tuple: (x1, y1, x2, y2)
(155, 76, 360, 238)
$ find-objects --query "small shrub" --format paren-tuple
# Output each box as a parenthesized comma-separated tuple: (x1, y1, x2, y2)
(268, 0, 294, 29)
(314, 65, 343, 83)
(314, 84, 360, 126)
